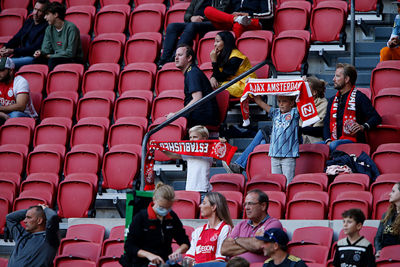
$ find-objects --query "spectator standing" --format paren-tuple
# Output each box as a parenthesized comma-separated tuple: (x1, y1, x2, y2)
(157, 0, 232, 67)
(374, 182, 400, 258)
(185, 192, 233, 265)
(0, 57, 37, 124)
(333, 209, 376, 267)
(0, 0, 49, 70)
(323, 63, 381, 151)
(169, 44, 219, 127)
(221, 189, 282, 263)
(33, 2, 83, 71)
(204, 0, 274, 37)
(160, 125, 214, 199)
(121, 182, 190, 267)
(379, 0, 400, 61)
(6, 205, 59, 267)
(257, 228, 307, 267)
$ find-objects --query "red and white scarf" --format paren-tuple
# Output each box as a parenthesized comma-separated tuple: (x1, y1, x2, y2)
(329, 86, 357, 142)
(144, 141, 238, 191)
(241, 78, 319, 127)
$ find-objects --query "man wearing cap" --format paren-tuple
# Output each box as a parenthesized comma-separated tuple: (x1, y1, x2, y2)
(380, 0, 400, 61)
(0, 57, 37, 124)
(256, 228, 307, 267)
(221, 189, 283, 263)
(0, 0, 49, 69)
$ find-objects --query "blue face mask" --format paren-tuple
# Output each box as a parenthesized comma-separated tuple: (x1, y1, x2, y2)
(155, 206, 170, 217)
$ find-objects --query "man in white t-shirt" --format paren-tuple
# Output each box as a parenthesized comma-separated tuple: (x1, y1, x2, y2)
(0, 57, 37, 124)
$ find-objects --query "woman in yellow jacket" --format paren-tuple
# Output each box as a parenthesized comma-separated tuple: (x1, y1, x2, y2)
(210, 31, 256, 127)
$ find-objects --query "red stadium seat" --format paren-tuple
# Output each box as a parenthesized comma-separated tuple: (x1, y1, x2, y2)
(246, 144, 271, 180)
(76, 91, 115, 121)
(218, 191, 243, 219)
(66, 0, 96, 7)
(0, 197, 9, 234)
(17, 64, 48, 94)
(210, 173, 245, 192)
(64, 148, 101, 177)
(118, 63, 157, 94)
(329, 191, 372, 220)
(102, 144, 141, 190)
(20, 178, 55, 205)
(46, 64, 84, 95)
(286, 191, 329, 219)
(353, 0, 381, 12)
(70, 117, 110, 147)
(108, 117, 147, 147)
(274, 1, 311, 35)
(94, 4, 130, 36)
(328, 174, 367, 201)
(173, 191, 200, 219)
(0, 150, 24, 175)
(370, 60, 400, 99)
(271, 30, 310, 73)
(26, 144, 65, 175)
(33, 117, 72, 147)
(54, 258, 96, 267)
(65, 5, 96, 35)
(23, 172, 59, 191)
(366, 124, 400, 154)
(1, 0, 29, 9)
(245, 174, 287, 193)
(151, 90, 184, 120)
(101, 241, 124, 257)
(0, 13, 24, 41)
(58, 241, 102, 262)
(0, 172, 21, 188)
(0, 117, 35, 146)
(89, 33, 126, 65)
(373, 194, 390, 220)
(287, 173, 326, 202)
(288, 245, 329, 265)
(264, 191, 286, 219)
(129, 3, 166, 35)
(373, 87, 400, 117)
(101, 0, 130, 6)
(60, 224, 105, 251)
(40, 92, 77, 120)
(295, 144, 328, 175)
(236, 30, 274, 62)
(289, 226, 333, 248)
(376, 245, 400, 265)
(197, 31, 220, 65)
(336, 143, 371, 156)
(82, 63, 120, 94)
(310, 1, 347, 43)
(372, 143, 400, 174)
(113, 90, 153, 120)
(371, 174, 399, 207)
(124, 32, 162, 64)
(164, 2, 190, 29)
(13, 190, 53, 210)
(205, 89, 230, 132)
(155, 62, 184, 95)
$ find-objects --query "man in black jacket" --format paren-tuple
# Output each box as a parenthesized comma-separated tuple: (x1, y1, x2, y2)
(0, 0, 49, 69)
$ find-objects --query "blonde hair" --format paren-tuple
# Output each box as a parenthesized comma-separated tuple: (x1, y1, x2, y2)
(205, 192, 233, 227)
(189, 125, 209, 139)
(382, 182, 400, 236)
(153, 182, 175, 202)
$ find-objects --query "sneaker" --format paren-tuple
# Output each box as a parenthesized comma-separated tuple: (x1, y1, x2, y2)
(235, 15, 252, 26)
(222, 161, 243, 173)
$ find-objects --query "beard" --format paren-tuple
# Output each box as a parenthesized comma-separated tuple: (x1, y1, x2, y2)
(334, 81, 345, 90)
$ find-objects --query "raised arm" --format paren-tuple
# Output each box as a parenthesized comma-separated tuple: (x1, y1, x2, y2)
(254, 95, 271, 113)
(6, 209, 27, 241)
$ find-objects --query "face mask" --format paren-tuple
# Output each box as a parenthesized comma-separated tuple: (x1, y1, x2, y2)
(155, 206, 170, 217)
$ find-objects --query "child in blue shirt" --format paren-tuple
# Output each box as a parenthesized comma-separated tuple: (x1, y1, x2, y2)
(254, 95, 299, 184)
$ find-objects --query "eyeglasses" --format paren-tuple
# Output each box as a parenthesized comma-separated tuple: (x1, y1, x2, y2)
(243, 201, 260, 207)
(266, 231, 279, 243)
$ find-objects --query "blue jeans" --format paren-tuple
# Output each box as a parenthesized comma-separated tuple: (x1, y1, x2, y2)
(11, 57, 35, 70)
(271, 157, 296, 184)
(8, 111, 30, 118)
(159, 21, 215, 63)
(235, 130, 266, 169)
(317, 139, 354, 151)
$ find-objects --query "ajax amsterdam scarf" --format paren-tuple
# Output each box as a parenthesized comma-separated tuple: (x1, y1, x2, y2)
(241, 78, 319, 127)
(144, 140, 238, 191)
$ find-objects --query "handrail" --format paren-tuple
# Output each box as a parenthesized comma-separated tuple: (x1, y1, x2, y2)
(139, 59, 269, 190)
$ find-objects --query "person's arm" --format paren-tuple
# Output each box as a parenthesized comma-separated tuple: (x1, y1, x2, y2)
(183, 0, 197, 22)
(221, 237, 264, 256)
(212, 57, 242, 82)
(213, 225, 231, 262)
(169, 212, 190, 261)
(367, 243, 376, 267)
(161, 150, 182, 159)
(40, 27, 53, 56)
(167, 91, 203, 118)
(51, 24, 80, 58)
(0, 93, 29, 113)
(254, 95, 271, 113)
(374, 220, 384, 257)
(13, 23, 47, 57)
(5, 209, 27, 241)
(253, 0, 274, 19)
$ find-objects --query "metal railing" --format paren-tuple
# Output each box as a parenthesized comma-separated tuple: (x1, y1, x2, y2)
(139, 59, 269, 190)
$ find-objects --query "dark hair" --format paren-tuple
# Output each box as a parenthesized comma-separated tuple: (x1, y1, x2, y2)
(247, 189, 269, 211)
(45, 2, 66, 20)
(36, 0, 50, 6)
(382, 182, 400, 236)
(216, 31, 237, 67)
(306, 76, 326, 98)
(226, 257, 250, 267)
(336, 63, 357, 86)
(177, 43, 195, 62)
(342, 208, 366, 225)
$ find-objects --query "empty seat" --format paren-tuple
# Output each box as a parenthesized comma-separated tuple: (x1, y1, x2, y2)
(310, 1, 348, 43)
(22, 173, 59, 193)
(58, 241, 102, 262)
(154, 62, 184, 95)
(329, 191, 372, 220)
(64, 146, 102, 176)
(94, 4, 130, 36)
(1, 0, 29, 9)
(70, 117, 110, 147)
(236, 30, 274, 62)
(0, 149, 24, 175)
(0, 172, 21, 188)
(271, 30, 310, 73)
(13, 189, 53, 210)
(82, 63, 120, 94)
(76, 91, 115, 121)
(151, 90, 184, 120)
(287, 173, 327, 202)
(372, 143, 400, 174)
(295, 144, 328, 175)
(205, 89, 230, 132)
(286, 191, 329, 219)
(172, 190, 200, 219)
(373, 87, 400, 117)
(164, 2, 190, 29)
(288, 226, 333, 248)
(371, 174, 399, 207)
(65, 5, 96, 35)
(101, 0, 130, 6)
(118, 63, 157, 94)
(218, 191, 243, 219)
(273, 1, 311, 35)
(264, 191, 286, 219)
(46, 64, 84, 95)
(197, 31, 220, 65)
(17, 64, 49, 94)
(373, 194, 390, 220)
(33, 117, 72, 147)
(60, 224, 105, 251)
(66, 0, 96, 7)
(113, 90, 153, 120)
(26, 144, 65, 175)
(0, 12, 24, 42)
(246, 144, 271, 180)
(328, 174, 368, 201)
(0, 197, 9, 234)
(210, 173, 245, 192)
(89, 33, 126, 65)
(19, 178, 55, 205)
(245, 174, 287, 193)
(336, 142, 371, 156)
(288, 244, 329, 265)
(0, 117, 35, 146)
(102, 144, 141, 190)
(376, 245, 400, 265)
(107, 117, 147, 147)
(129, 3, 166, 35)
(40, 92, 77, 120)
(54, 258, 96, 267)
(370, 61, 400, 99)
(124, 32, 162, 64)
(366, 125, 400, 154)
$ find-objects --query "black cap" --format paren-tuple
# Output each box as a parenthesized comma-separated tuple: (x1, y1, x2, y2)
(255, 228, 289, 246)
